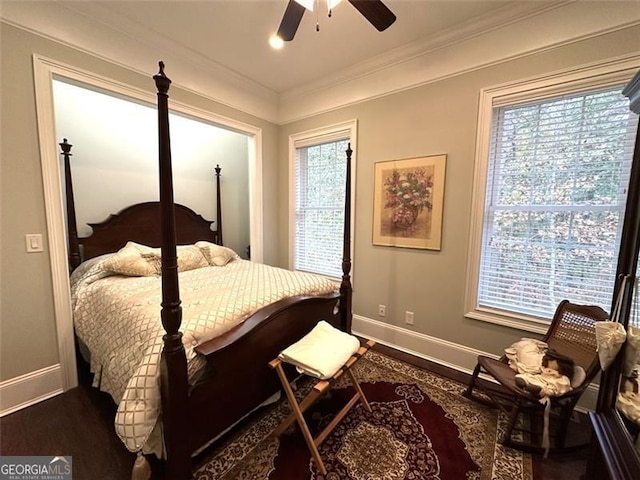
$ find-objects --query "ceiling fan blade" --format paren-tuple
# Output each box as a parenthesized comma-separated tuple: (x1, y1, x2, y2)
(348, 0, 396, 32)
(277, 0, 306, 41)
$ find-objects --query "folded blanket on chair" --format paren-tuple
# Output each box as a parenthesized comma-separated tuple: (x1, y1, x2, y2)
(279, 320, 360, 379)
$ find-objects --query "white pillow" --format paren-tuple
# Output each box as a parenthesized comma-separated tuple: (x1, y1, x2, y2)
(195, 241, 238, 266)
(176, 245, 208, 272)
(100, 242, 159, 277)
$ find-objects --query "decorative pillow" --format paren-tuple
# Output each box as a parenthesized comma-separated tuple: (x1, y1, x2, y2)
(140, 252, 161, 275)
(100, 242, 160, 277)
(145, 246, 209, 273)
(195, 241, 238, 266)
(176, 245, 208, 272)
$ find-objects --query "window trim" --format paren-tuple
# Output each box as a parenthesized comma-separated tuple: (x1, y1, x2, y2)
(464, 55, 640, 333)
(288, 120, 357, 280)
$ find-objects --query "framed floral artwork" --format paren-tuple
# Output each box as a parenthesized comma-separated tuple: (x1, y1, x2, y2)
(372, 155, 446, 250)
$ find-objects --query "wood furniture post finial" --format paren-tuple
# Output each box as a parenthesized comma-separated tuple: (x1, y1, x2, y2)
(60, 138, 81, 270)
(153, 60, 172, 95)
(60, 138, 72, 155)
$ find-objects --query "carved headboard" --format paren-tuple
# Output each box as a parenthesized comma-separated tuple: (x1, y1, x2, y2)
(79, 202, 219, 260)
(59, 138, 222, 269)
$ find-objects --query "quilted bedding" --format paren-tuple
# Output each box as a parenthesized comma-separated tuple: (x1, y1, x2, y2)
(70, 255, 337, 452)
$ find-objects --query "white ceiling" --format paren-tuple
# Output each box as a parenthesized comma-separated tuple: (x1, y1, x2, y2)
(58, 0, 528, 94)
(1, 1, 554, 92)
(2, 0, 638, 123)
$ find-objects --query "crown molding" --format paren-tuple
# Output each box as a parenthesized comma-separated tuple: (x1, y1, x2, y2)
(2, 1, 639, 125)
(282, 0, 570, 102)
(0, 1, 280, 123)
(279, 1, 640, 123)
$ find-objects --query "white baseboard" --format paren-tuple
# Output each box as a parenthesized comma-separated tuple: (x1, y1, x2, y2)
(0, 364, 64, 417)
(0, 321, 599, 417)
(352, 314, 598, 412)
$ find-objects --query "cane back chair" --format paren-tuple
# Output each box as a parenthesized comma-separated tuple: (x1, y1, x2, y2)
(463, 299, 609, 452)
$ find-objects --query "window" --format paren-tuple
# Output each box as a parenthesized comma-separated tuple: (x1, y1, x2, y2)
(290, 121, 356, 278)
(466, 62, 639, 330)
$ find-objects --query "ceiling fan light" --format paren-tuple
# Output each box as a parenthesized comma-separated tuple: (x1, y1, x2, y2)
(269, 34, 285, 49)
(294, 0, 314, 12)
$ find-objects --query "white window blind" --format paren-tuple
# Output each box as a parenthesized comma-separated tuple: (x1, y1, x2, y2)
(479, 86, 638, 319)
(294, 138, 349, 278)
(632, 271, 640, 329)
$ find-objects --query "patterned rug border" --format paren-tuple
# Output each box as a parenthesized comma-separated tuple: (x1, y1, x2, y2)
(192, 351, 534, 480)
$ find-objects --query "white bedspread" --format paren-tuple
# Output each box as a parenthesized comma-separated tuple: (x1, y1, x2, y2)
(70, 256, 337, 452)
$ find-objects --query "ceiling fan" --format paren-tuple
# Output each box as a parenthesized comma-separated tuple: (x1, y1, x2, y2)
(276, 0, 397, 42)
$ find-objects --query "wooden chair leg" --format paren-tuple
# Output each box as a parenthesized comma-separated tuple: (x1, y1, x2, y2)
(555, 399, 578, 449)
(501, 398, 523, 446)
(463, 362, 482, 397)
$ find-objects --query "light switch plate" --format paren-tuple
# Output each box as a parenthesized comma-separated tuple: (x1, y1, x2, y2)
(25, 234, 44, 253)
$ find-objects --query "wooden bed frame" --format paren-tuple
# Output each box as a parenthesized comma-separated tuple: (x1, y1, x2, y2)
(61, 62, 353, 479)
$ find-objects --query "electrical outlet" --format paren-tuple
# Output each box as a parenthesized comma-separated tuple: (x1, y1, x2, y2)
(405, 311, 414, 325)
(378, 305, 386, 317)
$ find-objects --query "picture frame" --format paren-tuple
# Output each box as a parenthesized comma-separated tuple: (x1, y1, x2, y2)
(372, 154, 446, 250)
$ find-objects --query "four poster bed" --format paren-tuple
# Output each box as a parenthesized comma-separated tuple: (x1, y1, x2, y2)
(61, 62, 353, 479)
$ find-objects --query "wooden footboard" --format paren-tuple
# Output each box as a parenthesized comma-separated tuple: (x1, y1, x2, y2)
(189, 293, 341, 452)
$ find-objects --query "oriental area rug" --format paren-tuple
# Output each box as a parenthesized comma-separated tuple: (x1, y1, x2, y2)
(192, 351, 535, 480)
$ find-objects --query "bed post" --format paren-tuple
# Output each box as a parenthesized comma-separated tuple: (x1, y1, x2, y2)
(214, 164, 223, 245)
(340, 143, 353, 333)
(153, 62, 191, 480)
(60, 139, 82, 270)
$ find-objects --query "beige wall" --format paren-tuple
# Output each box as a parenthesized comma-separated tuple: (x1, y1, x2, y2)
(1, 19, 638, 385)
(278, 26, 640, 356)
(0, 23, 279, 382)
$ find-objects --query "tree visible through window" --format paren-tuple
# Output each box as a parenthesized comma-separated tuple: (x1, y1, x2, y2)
(294, 139, 349, 278)
(479, 87, 637, 319)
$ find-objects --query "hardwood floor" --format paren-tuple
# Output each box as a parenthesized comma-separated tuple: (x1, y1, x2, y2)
(0, 344, 590, 479)
(0, 383, 136, 480)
